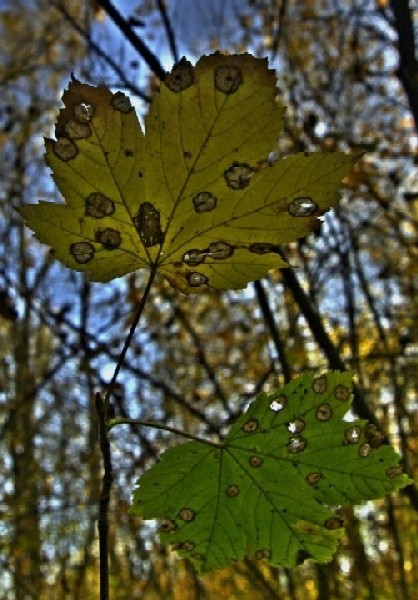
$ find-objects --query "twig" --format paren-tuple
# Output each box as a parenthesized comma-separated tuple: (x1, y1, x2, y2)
(107, 417, 224, 449)
(104, 266, 158, 409)
(95, 392, 113, 600)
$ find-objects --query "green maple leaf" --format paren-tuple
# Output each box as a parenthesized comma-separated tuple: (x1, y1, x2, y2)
(20, 53, 359, 292)
(130, 372, 411, 572)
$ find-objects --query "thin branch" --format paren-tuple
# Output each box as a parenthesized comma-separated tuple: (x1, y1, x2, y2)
(105, 266, 158, 408)
(97, 0, 166, 80)
(107, 417, 223, 449)
(95, 392, 114, 600)
(156, 0, 179, 63)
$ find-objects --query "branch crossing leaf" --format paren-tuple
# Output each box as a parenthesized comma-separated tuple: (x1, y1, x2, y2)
(130, 371, 411, 572)
(20, 53, 359, 292)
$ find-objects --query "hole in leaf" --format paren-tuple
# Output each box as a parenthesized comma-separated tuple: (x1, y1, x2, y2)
(288, 419, 305, 434)
(187, 272, 208, 287)
(249, 243, 279, 254)
(134, 202, 163, 248)
(193, 191, 217, 213)
(95, 228, 121, 250)
(249, 455, 263, 468)
(288, 196, 318, 217)
(345, 426, 361, 444)
(183, 249, 206, 265)
(214, 65, 243, 94)
(54, 137, 78, 161)
(85, 193, 115, 218)
(358, 443, 372, 457)
(165, 57, 194, 92)
(207, 241, 234, 260)
(226, 485, 240, 497)
(316, 403, 333, 421)
(269, 395, 287, 412)
(287, 435, 307, 453)
(178, 508, 196, 522)
(74, 102, 94, 123)
(312, 375, 327, 394)
(65, 119, 91, 140)
(111, 91, 132, 113)
(70, 241, 95, 264)
(224, 162, 254, 190)
(334, 384, 350, 401)
(242, 418, 259, 433)
(306, 472, 321, 485)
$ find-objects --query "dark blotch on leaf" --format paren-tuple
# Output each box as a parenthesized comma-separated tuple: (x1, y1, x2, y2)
(134, 202, 163, 248)
(224, 162, 254, 190)
(193, 191, 217, 213)
(70, 241, 95, 264)
(111, 91, 132, 113)
(214, 65, 243, 94)
(249, 243, 279, 254)
(325, 517, 344, 530)
(95, 227, 121, 250)
(85, 192, 115, 218)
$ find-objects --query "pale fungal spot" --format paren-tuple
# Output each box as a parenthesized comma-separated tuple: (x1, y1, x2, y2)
(365, 424, 385, 448)
(74, 102, 94, 123)
(358, 443, 372, 457)
(386, 466, 403, 479)
(159, 519, 177, 532)
(249, 243, 278, 254)
(345, 426, 362, 444)
(306, 472, 321, 485)
(85, 192, 115, 218)
(334, 384, 350, 401)
(316, 403, 333, 421)
(269, 395, 287, 412)
(325, 517, 344, 530)
(207, 241, 234, 260)
(288, 419, 306, 434)
(187, 272, 208, 287)
(249, 455, 263, 468)
(312, 375, 327, 394)
(214, 65, 243, 94)
(242, 418, 259, 433)
(226, 484, 240, 497)
(181, 541, 195, 552)
(178, 508, 195, 522)
(95, 228, 121, 250)
(183, 249, 206, 266)
(165, 57, 194, 92)
(224, 162, 254, 190)
(288, 196, 318, 217)
(65, 119, 91, 140)
(255, 549, 271, 560)
(110, 91, 132, 113)
(70, 241, 95, 264)
(54, 137, 78, 161)
(287, 435, 307, 454)
(193, 191, 217, 213)
(134, 202, 163, 248)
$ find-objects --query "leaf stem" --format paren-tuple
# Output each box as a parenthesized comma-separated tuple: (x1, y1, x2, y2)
(104, 265, 158, 411)
(107, 417, 224, 449)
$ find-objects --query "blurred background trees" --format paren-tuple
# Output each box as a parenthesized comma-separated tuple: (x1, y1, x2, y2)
(0, 0, 417, 598)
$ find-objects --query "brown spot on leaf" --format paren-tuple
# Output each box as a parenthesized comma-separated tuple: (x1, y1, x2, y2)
(249, 243, 279, 254)
(111, 91, 132, 113)
(187, 272, 208, 287)
(365, 424, 385, 448)
(226, 485, 240, 497)
(159, 519, 177, 532)
(224, 162, 254, 190)
(345, 426, 361, 444)
(207, 241, 234, 260)
(183, 249, 206, 265)
(214, 65, 243, 94)
(312, 375, 327, 394)
(386, 466, 403, 479)
(165, 57, 194, 92)
(288, 196, 318, 217)
(134, 202, 163, 248)
(255, 548, 271, 560)
(54, 137, 78, 161)
(358, 443, 372, 457)
(65, 119, 91, 139)
(325, 517, 344, 530)
(287, 435, 307, 453)
(242, 418, 259, 433)
(249, 455, 263, 468)
(85, 192, 115, 218)
(269, 394, 287, 412)
(74, 102, 95, 123)
(288, 419, 306, 434)
(193, 191, 217, 213)
(316, 403, 333, 421)
(178, 508, 196, 522)
(70, 241, 95, 264)
(95, 228, 121, 250)
(334, 384, 350, 401)
(306, 472, 321, 485)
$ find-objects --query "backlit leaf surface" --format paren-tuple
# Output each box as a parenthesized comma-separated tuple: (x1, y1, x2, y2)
(20, 53, 358, 292)
(130, 372, 411, 572)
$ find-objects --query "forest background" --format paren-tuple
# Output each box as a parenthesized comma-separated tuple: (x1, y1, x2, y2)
(0, 0, 417, 598)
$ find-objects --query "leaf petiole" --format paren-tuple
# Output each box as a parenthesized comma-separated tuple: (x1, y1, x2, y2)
(107, 417, 224, 449)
